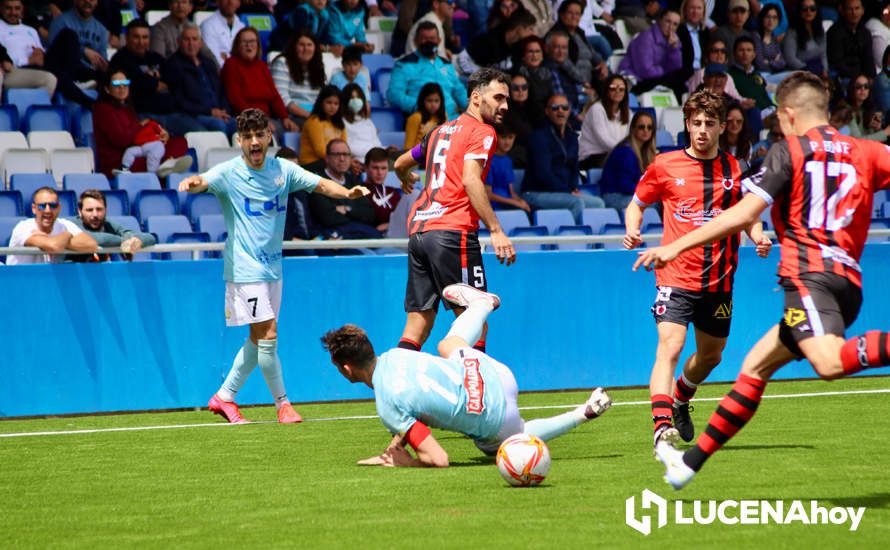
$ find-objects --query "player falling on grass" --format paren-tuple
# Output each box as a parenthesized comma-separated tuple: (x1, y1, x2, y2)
(625, 89, 772, 448)
(634, 71, 890, 489)
(179, 108, 369, 424)
(391, 67, 516, 355)
(321, 284, 612, 467)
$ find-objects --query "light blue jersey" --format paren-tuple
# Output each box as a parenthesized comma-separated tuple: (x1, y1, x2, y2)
(204, 155, 320, 282)
(372, 348, 507, 441)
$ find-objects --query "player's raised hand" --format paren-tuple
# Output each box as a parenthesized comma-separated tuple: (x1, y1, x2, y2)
(623, 230, 643, 250)
(397, 170, 420, 193)
(633, 246, 678, 272)
(754, 235, 772, 258)
(490, 230, 516, 266)
(178, 175, 207, 193)
(346, 185, 370, 199)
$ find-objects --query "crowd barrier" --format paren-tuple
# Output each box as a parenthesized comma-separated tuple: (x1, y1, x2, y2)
(2, 244, 889, 417)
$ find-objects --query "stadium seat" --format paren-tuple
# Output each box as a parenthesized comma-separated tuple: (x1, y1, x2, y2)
(108, 215, 140, 233)
(322, 51, 341, 80)
(27, 131, 75, 152)
(3, 148, 47, 184)
(880, 202, 890, 219)
(133, 189, 181, 228)
(104, 189, 129, 216)
(656, 130, 674, 148)
(642, 222, 664, 235)
(640, 89, 680, 109)
(165, 232, 213, 260)
(120, 8, 137, 25)
(197, 214, 226, 241)
(50, 148, 94, 184)
(868, 219, 890, 243)
(112, 172, 161, 205)
(508, 225, 548, 251)
(370, 108, 404, 133)
(661, 107, 685, 136)
(0, 105, 19, 132)
(374, 68, 392, 99)
(205, 147, 241, 168)
(368, 91, 385, 109)
(146, 214, 192, 244)
(582, 168, 603, 195)
(184, 193, 222, 226)
(169, 172, 198, 206)
(0, 190, 23, 217)
(556, 224, 593, 250)
(64, 173, 111, 196)
(597, 222, 626, 249)
(185, 131, 229, 171)
(145, 10, 168, 24)
(533, 209, 575, 235)
(613, 18, 632, 48)
(378, 131, 405, 149)
(513, 168, 524, 186)
(363, 53, 395, 80)
(0, 131, 27, 154)
(282, 131, 301, 151)
(0, 216, 24, 246)
(72, 110, 94, 147)
(4, 88, 52, 121)
(641, 208, 661, 227)
(57, 189, 76, 216)
(367, 16, 397, 33)
(9, 173, 55, 203)
(364, 31, 387, 54)
(581, 207, 621, 234)
(486, 209, 531, 235)
(23, 105, 69, 133)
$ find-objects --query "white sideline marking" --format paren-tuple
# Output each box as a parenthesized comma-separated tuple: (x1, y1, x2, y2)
(1, 388, 887, 439)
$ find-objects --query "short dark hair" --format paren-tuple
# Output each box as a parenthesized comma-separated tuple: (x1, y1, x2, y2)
(236, 108, 270, 135)
(312, 85, 345, 128)
(320, 324, 376, 370)
(494, 122, 516, 137)
(78, 189, 106, 209)
(416, 20, 439, 37)
(557, 0, 584, 15)
(342, 45, 363, 65)
(683, 89, 727, 122)
(275, 146, 299, 160)
(364, 147, 389, 165)
(467, 67, 510, 98)
(126, 18, 150, 32)
(32, 186, 57, 203)
(733, 35, 755, 51)
(503, 10, 536, 32)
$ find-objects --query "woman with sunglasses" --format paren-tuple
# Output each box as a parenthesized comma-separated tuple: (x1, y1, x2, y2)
(512, 36, 553, 123)
(93, 70, 191, 179)
(579, 75, 630, 169)
(783, 0, 827, 77)
(599, 111, 657, 210)
(842, 74, 890, 141)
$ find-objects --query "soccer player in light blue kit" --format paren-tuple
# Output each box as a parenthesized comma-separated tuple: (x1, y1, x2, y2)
(179, 108, 370, 424)
(321, 284, 613, 467)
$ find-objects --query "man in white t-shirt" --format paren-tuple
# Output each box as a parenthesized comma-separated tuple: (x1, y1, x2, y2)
(0, 0, 57, 96)
(199, 0, 245, 68)
(7, 187, 97, 265)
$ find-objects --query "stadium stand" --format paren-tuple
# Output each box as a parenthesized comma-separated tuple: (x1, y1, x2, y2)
(112, 172, 162, 205)
(582, 208, 621, 234)
(0, 191, 23, 217)
(534, 209, 575, 235)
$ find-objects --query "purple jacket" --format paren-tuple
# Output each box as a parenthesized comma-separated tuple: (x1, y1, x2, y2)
(618, 24, 682, 81)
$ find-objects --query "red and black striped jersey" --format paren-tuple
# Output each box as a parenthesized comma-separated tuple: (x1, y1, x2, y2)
(633, 149, 744, 293)
(408, 114, 497, 235)
(742, 126, 890, 288)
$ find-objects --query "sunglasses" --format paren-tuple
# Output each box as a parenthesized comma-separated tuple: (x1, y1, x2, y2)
(731, 7, 748, 13)
(111, 79, 130, 87)
(511, 83, 528, 91)
(608, 85, 626, 92)
(800, 5, 817, 12)
(35, 202, 59, 210)
(854, 83, 870, 90)
(635, 124, 653, 130)
(329, 151, 352, 157)
(549, 104, 570, 111)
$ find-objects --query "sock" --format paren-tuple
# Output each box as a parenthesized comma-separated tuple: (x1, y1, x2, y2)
(472, 339, 486, 353)
(684, 373, 766, 471)
(674, 372, 699, 404)
(651, 393, 674, 433)
(218, 338, 258, 401)
(524, 408, 588, 442)
(257, 339, 288, 408)
(446, 302, 492, 346)
(397, 338, 420, 351)
(840, 331, 890, 375)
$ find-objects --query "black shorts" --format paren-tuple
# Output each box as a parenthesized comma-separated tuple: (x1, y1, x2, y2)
(405, 230, 486, 312)
(778, 272, 863, 356)
(651, 286, 733, 338)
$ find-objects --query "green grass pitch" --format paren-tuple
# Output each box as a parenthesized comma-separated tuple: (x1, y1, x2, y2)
(1, 376, 888, 549)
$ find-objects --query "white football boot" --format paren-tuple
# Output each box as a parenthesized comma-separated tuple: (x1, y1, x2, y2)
(654, 440, 696, 490)
(442, 283, 501, 311)
(583, 387, 612, 419)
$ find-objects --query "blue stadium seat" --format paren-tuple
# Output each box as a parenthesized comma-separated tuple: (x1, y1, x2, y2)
(4, 88, 52, 121)
(103, 190, 130, 217)
(168, 171, 198, 206)
(0, 191, 23, 217)
(282, 131, 301, 151)
(642, 222, 663, 234)
(369, 91, 385, 108)
(113, 172, 162, 205)
(164, 231, 213, 261)
(183, 193, 222, 226)
(484, 208, 530, 235)
(133, 189, 180, 228)
(655, 129, 674, 148)
(0, 216, 24, 246)
(378, 131, 405, 149)
(0, 105, 19, 132)
(597, 222, 626, 249)
(57, 190, 76, 217)
(508, 225, 548, 251)
(146, 214, 193, 244)
(363, 54, 395, 82)
(23, 105, 69, 133)
(197, 214, 226, 241)
(108, 215, 140, 233)
(534, 209, 575, 235)
(64, 173, 111, 197)
(9, 173, 56, 204)
(868, 219, 890, 243)
(641, 208, 661, 227)
(374, 68, 392, 99)
(556, 224, 593, 250)
(581, 207, 621, 234)
(881, 201, 890, 220)
(370, 108, 405, 132)
(512, 168, 524, 186)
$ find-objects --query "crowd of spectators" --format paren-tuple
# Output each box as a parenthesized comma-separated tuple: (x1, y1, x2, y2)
(2, 0, 890, 260)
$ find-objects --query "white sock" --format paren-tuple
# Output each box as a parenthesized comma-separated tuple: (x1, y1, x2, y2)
(218, 338, 258, 401)
(257, 339, 288, 409)
(524, 409, 587, 442)
(446, 300, 493, 345)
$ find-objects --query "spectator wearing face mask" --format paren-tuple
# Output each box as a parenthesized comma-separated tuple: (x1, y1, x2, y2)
(340, 83, 385, 173)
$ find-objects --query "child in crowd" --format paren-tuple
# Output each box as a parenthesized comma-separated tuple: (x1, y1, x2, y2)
(485, 124, 530, 215)
(329, 45, 371, 98)
(115, 119, 191, 177)
(403, 82, 446, 149)
(325, 0, 375, 53)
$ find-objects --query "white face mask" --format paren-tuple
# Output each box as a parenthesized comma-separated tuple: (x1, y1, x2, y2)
(348, 97, 364, 114)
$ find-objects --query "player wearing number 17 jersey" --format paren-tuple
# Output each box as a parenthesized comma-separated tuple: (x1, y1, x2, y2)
(634, 72, 890, 490)
(392, 68, 516, 354)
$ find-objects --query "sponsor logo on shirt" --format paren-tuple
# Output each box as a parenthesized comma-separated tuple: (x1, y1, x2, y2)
(673, 198, 723, 226)
(412, 201, 449, 221)
(463, 358, 485, 415)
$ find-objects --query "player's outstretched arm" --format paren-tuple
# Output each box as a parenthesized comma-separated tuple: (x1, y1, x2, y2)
(463, 159, 516, 266)
(393, 150, 420, 193)
(357, 432, 449, 467)
(634, 193, 768, 272)
(314, 178, 370, 200)
(623, 200, 645, 249)
(178, 175, 209, 194)
(744, 220, 772, 258)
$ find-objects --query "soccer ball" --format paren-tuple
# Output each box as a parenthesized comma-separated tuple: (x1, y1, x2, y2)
(496, 433, 551, 487)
